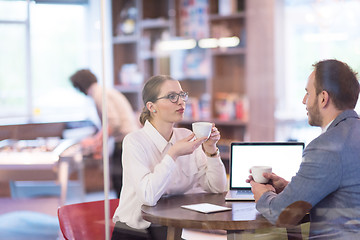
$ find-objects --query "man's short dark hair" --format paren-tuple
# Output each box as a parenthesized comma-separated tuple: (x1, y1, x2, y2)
(70, 69, 98, 95)
(313, 59, 359, 110)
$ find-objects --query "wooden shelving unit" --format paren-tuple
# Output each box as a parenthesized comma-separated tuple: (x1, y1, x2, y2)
(176, 0, 248, 155)
(111, 0, 174, 112)
(111, 0, 277, 162)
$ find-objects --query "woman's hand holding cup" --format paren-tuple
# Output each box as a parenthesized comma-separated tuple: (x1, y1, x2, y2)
(192, 122, 220, 156)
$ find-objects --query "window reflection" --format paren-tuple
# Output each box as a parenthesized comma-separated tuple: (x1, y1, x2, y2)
(0, 1, 91, 121)
(276, 0, 360, 143)
(0, 1, 27, 21)
(0, 24, 27, 117)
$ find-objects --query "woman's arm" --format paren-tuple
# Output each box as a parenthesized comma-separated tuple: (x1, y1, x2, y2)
(123, 134, 176, 206)
(197, 124, 227, 193)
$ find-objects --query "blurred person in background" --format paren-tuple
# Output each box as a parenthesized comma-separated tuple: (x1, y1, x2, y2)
(70, 69, 139, 198)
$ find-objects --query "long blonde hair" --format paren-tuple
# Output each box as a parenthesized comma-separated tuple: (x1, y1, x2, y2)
(139, 75, 176, 125)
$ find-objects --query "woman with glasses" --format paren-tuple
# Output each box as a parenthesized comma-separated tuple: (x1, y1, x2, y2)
(112, 75, 227, 240)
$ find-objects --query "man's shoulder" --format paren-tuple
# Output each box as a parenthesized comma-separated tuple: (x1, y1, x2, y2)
(305, 116, 360, 155)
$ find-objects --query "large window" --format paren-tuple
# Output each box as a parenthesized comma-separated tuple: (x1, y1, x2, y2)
(0, 1, 28, 119)
(0, 0, 97, 123)
(276, 0, 360, 143)
(31, 3, 89, 121)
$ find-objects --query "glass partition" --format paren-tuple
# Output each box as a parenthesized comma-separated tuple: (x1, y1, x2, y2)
(1, 1, 360, 240)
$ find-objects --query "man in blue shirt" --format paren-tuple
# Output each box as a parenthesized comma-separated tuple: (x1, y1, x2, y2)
(249, 59, 360, 239)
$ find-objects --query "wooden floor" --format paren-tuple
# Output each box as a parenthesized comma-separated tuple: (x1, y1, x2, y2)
(0, 191, 117, 240)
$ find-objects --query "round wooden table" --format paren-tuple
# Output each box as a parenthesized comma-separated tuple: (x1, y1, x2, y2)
(141, 192, 275, 240)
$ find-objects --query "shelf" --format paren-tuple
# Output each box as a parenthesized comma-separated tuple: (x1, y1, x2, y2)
(114, 85, 142, 93)
(141, 18, 171, 29)
(177, 76, 208, 81)
(139, 51, 170, 60)
(213, 119, 247, 126)
(179, 119, 247, 126)
(139, 51, 156, 60)
(209, 12, 246, 21)
(113, 35, 138, 44)
(211, 47, 246, 56)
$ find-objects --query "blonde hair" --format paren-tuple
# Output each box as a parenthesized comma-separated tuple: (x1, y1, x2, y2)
(139, 75, 176, 125)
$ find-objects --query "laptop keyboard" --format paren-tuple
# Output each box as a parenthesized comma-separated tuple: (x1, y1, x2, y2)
(236, 190, 251, 194)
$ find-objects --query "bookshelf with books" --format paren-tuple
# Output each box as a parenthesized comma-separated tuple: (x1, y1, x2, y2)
(111, 0, 276, 159)
(176, 0, 248, 162)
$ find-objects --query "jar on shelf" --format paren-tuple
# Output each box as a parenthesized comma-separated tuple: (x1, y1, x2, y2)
(116, 1, 137, 36)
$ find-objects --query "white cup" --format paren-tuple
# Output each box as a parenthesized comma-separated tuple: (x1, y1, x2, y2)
(192, 122, 212, 139)
(251, 166, 272, 183)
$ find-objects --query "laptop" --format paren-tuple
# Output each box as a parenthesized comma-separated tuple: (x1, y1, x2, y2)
(225, 142, 304, 201)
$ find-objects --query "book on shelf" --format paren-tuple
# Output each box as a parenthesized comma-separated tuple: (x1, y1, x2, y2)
(215, 92, 248, 121)
(183, 95, 211, 121)
(170, 47, 210, 80)
(184, 97, 199, 120)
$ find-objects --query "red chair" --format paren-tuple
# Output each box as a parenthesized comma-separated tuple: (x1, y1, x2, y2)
(58, 199, 119, 240)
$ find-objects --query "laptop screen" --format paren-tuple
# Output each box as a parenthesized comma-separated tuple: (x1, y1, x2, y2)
(229, 142, 304, 189)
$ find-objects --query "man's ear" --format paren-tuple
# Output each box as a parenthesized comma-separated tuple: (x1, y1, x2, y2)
(319, 90, 330, 108)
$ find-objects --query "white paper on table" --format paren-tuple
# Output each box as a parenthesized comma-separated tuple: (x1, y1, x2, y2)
(180, 203, 231, 214)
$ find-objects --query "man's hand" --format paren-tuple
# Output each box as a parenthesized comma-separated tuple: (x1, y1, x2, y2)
(262, 172, 289, 194)
(250, 180, 275, 202)
(246, 171, 289, 194)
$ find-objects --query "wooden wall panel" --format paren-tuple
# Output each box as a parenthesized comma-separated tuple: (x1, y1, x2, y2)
(246, 0, 276, 141)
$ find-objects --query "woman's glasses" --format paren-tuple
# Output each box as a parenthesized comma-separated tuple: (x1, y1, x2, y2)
(155, 91, 189, 103)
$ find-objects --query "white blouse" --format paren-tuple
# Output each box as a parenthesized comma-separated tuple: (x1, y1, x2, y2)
(112, 120, 227, 229)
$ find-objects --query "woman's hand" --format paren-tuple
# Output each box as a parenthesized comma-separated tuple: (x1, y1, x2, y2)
(80, 131, 103, 160)
(202, 124, 220, 155)
(168, 133, 207, 160)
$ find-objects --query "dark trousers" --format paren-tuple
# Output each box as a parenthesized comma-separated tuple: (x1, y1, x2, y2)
(111, 222, 167, 240)
(111, 141, 123, 198)
(147, 225, 167, 240)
